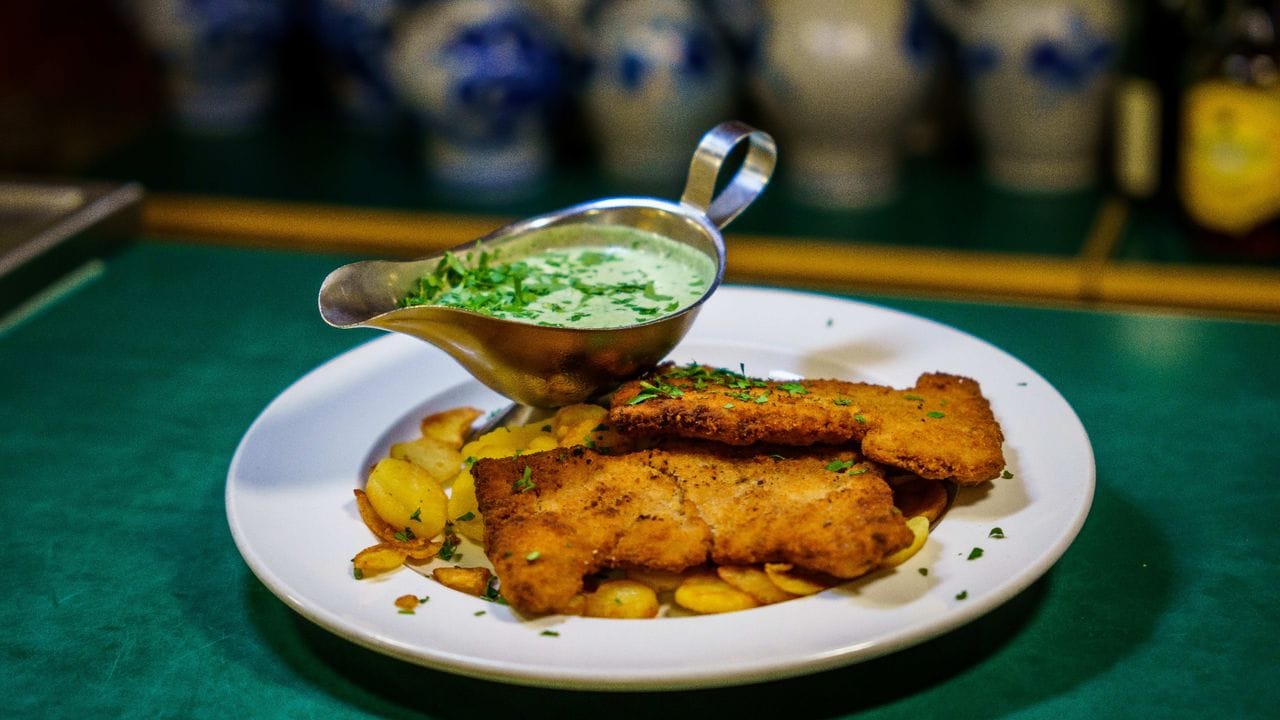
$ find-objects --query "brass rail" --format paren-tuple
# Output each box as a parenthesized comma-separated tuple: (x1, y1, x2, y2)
(142, 193, 1280, 319)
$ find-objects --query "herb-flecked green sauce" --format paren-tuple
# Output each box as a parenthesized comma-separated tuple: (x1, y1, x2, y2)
(399, 224, 717, 328)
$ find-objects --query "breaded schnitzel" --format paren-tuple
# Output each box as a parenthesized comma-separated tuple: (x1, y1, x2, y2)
(472, 442, 912, 615)
(609, 364, 1006, 485)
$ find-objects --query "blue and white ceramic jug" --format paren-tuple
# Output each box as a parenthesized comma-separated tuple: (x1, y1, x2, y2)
(582, 0, 737, 190)
(390, 0, 565, 197)
(932, 0, 1124, 191)
(128, 0, 289, 132)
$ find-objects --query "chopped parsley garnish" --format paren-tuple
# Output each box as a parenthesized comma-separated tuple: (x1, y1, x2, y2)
(723, 402, 735, 409)
(474, 610, 486, 617)
(540, 630, 560, 637)
(967, 547, 984, 560)
(482, 577, 506, 604)
(833, 397, 852, 406)
(826, 459, 854, 473)
(853, 413, 868, 424)
(394, 527, 416, 542)
(918, 568, 929, 576)
(627, 379, 685, 405)
(955, 590, 968, 600)
(989, 527, 1006, 539)
(409, 507, 422, 522)
(779, 382, 808, 396)
(525, 551, 541, 562)
(1001, 469, 1014, 479)
(513, 466, 536, 493)
(456, 511, 476, 522)
(352, 568, 364, 580)
(903, 394, 924, 402)
(926, 411, 946, 419)
(437, 537, 459, 561)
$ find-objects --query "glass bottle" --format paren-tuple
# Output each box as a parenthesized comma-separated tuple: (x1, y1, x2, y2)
(1114, 0, 1193, 206)
(1178, 0, 1280, 260)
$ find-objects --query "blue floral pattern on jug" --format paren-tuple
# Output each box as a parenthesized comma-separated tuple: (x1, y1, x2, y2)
(963, 43, 1002, 77)
(902, 0, 938, 68)
(1025, 13, 1115, 91)
(311, 0, 416, 110)
(436, 12, 563, 143)
(613, 19, 717, 93)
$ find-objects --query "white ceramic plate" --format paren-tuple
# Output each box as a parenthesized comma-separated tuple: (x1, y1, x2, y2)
(226, 286, 1094, 691)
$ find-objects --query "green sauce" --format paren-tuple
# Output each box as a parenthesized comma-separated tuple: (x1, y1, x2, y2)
(399, 224, 717, 328)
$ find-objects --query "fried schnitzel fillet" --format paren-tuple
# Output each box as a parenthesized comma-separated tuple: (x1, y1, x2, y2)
(609, 364, 1006, 485)
(472, 443, 912, 614)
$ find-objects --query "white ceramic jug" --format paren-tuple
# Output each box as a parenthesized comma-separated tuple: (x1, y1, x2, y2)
(932, 0, 1124, 191)
(582, 0, 737, 190)
(750, 0, 936, 208)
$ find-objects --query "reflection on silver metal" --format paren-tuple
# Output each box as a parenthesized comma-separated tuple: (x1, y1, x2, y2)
(318, 121, 776, 409)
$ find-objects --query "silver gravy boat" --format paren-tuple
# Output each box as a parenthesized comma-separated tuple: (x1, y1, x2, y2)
(318, 121, 776, 420)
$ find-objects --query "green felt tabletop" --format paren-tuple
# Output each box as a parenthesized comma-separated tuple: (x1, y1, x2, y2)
(1, 240, 1277, 719)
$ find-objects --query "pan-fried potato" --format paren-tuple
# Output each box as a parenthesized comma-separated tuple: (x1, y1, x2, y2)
(353, 544, 409, 578)
(461, 423, 558, 461)
(420, 407, 483, 447)
(763, 563, 838, 596)
(625, 567, 685, 593)
(354, 488, 402, 544)
(432, 566, 492, 596)
(584, 579, 660, 619)
(882, 515, 930, 567)
(365, 458, 448, 539)
(390, 437, 463, 485)
(891, 476, 951, 524)
(446, 469, 485, 544)
(717, 565, 800, 605)
(551, 403, 610, 446)
(673, 572, 760, 614)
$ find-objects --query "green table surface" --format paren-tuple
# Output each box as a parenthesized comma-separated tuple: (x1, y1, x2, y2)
(2, 240, 1277, 719)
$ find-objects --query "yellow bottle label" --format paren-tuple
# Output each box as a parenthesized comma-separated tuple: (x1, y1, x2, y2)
(1181, 81, 1280, 234)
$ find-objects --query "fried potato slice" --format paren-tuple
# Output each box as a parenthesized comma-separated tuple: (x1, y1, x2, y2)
(891, 475, 952, 524)
(551, 404, 609, 445)
(365, 457, 448, 539)
(461, 423, 558, 461)
(353, 544, 409, 578)
(717, 565, 800, 605)
(420, 407, 483, 447)
(432, 566, 493, 597)
(763, 563, 838, 596)
(445, 469, 485, 544)
(390, 437, 464, 485)
(584, 580, 660, 619)
(882, 515, 930, 567)
(674, 572, 760, 614)
(625, 567, 685, 593)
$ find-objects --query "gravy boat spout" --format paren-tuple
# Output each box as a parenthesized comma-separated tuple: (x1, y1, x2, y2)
(318, 121, 776, 409)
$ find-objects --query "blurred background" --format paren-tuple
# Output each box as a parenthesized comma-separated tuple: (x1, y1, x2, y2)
(2, 0, 1278, 315)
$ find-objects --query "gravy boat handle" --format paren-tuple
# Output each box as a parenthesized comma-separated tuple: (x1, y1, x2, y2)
(680, 120, 778, 229)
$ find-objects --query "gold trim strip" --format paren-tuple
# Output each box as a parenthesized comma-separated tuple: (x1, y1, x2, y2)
(142, 194, 509, 255)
